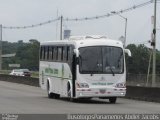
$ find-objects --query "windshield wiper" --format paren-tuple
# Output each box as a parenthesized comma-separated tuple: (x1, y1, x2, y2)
(106, 60, 115, 76)
(109, 64, 115, 76)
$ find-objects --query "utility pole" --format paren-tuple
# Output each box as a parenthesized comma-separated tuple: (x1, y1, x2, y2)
(60, 16, 63, 40)
(111, 11, 127, 47)
(151, 0, 157, 87)
(146, 50, 152, 87)
(0, 24, 2, 70)
(124, 17, 127, 48)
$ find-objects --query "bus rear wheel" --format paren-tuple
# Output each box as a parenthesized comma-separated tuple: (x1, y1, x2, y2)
(47, 84, 54, 99)
(47, 81, 60, 99)
(109, 97, 117, 104)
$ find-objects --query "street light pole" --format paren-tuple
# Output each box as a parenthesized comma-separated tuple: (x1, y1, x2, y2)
(151, 0, 157, 87)
(0, 24, 2, 70)
(111, 12, 127, 47)
(60, 16, 63, 40)
(123, 16, 127, 48)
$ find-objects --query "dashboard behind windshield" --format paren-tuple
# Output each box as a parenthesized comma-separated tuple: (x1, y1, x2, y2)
(79, 46, 124, 74)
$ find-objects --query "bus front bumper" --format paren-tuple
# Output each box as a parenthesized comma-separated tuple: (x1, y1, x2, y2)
(75, 88, 126, 98)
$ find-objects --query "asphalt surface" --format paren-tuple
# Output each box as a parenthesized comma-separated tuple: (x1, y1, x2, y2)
(0, 81, 160, 114)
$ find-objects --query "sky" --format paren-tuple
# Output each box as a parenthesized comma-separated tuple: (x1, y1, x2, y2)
(0, 0, 160, 49)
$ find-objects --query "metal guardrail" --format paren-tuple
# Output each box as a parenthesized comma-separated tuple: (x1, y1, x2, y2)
(0, 71, 160, 87)
(0, 70, 39, 78)
(0, 74, 39, 87)
(127, 74, 160, 87)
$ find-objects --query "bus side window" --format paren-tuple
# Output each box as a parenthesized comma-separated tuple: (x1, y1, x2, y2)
(55, 47, 58, 61)
(45, 46, 49, 60)
(70, 46, 73, 62)
(67, 46, 73, 63)
(40, 47, 43, 60)
(49, 46, 52, 61)
(63, 46, 67, 61)
(58, 47, 62, 61)
(53, 47, 55, 61)
(51, 46, 54, 60)
(66, 46, 70, 61)
(61, 46, 64, 61)
(43, 47, 45, 60)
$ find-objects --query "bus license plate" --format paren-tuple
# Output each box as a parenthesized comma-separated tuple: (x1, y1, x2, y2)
(99, 89, 106, 94)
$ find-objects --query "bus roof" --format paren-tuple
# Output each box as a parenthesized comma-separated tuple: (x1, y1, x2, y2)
(40, 36, 124, 48)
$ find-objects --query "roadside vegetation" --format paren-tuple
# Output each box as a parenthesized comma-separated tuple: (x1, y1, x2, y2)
(1, 39, 160, 75)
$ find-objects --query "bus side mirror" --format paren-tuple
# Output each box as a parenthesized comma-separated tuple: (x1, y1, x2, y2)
(125, 49, 131, 57)
(74, 49, 79, 57)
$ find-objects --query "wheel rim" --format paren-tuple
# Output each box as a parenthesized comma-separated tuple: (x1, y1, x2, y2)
(68, 89, 71, 97)
(47, 82, 50, 94)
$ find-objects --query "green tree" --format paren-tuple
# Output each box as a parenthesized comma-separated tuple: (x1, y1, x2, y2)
(15, 39, 40, 70)
(126, 44, 150, 74)
(2, 39, 40, 70)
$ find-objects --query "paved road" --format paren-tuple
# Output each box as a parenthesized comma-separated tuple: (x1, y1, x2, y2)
(0, 81, 160, 114)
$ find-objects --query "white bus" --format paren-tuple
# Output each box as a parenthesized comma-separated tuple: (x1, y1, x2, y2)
(39, 35, 131, 103)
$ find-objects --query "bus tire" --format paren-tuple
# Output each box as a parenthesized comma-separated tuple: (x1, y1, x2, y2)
(109, 97, 117, 104)
(47, 81, 54, 99)
(67, 83, 75, 102)
(54, 94, 60, 99)
(48, 93, 55, 99)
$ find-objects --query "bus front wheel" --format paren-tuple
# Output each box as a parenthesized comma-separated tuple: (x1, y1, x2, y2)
(109, 97, 117, 104)
(67, 83, 75, 102)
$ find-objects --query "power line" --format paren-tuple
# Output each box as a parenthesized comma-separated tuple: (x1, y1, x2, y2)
(3, 18, 60, 29)
(64, 0, 153, 21)
(2, 0, 153, 29)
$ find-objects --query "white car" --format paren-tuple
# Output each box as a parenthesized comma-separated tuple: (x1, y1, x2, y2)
(10, 69, 31, 77)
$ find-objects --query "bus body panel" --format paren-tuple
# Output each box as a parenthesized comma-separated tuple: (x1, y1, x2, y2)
(39, 61, 72, 97)
(76, 71, 126, 98)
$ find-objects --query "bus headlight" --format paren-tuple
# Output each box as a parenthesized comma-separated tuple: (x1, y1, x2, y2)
(76, 83, 89, 88)
(115, 83, 126, 88)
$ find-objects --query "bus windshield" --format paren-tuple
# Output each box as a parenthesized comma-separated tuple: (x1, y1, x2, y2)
(79, 46, 124, 74)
